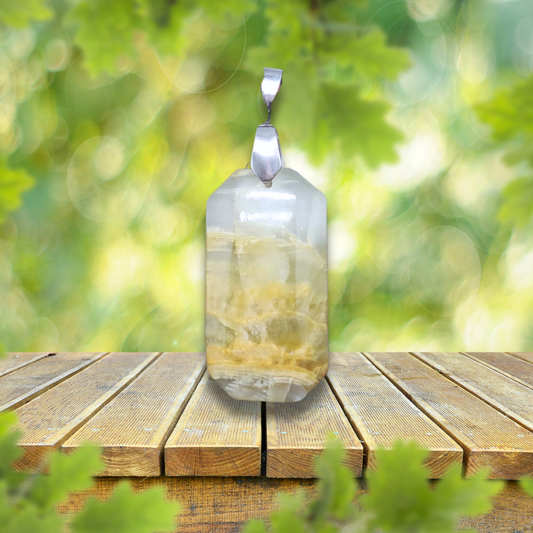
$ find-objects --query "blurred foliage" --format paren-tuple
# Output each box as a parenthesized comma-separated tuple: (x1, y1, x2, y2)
(243, 435, 503, 533)
(0, 160, 33, 223)
(0, 416, 505, 533)
(0, 0, 52, 29)
(0, 0, 532, 353)
(243, 433, 358, 533)
(244, 0, 410, 167)
(522, 476, 533, 500)
(0, 410, 180, 533)
(475, 74, 533, 227)
(361, 441, 503, 533)
(67, 0, 257, 76)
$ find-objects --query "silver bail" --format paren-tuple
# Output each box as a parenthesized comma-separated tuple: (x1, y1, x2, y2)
(251, 67, 283, 185)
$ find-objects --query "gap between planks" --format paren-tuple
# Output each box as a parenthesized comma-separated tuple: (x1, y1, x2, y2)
(365, 352, 533, 479)
(326, 353, 462, 479)
(13, 352, 162, 471)
(507, 352, 533, 365)
(62, 353, 206, 477)
(265, 379, 363, 478)
(164, 372, 262, 477)
(411, 352, 533, 438)
(0, 352, 52, 378)
(0, 352, 109, 413)
(461, 352, 533, 392)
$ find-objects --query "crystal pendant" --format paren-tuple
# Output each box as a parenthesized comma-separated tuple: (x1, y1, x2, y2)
(205, 68, 328, 402)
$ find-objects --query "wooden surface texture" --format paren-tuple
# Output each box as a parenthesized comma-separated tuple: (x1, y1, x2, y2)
(63, 352, 205, 476)
(13, 352, 160, 471)
(0, 352, 106, 413)
(2, 351, 533, 483)
(327, 352, 462, 478)
(55, 477, 533, 533)
(464, 351, 533, 390)
(414, 352, 533, 434)
(266, 379, 364, 478)
(164, 372, 262, 477)
(366, 352, 533, 479)
(0, 352, 50, 378)
(509, 352, 533, 364)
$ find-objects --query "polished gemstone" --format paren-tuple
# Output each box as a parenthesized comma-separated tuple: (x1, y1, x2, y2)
(205, 168, 328, 402)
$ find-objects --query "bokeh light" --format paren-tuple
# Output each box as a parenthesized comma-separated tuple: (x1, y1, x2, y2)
(0, 0, 532, 355)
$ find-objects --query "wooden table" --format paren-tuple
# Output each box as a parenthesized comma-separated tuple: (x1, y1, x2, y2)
(2, 351, 533, 532)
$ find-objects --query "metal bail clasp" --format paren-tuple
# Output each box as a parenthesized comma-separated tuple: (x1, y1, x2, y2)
(251, 67, 283, 186)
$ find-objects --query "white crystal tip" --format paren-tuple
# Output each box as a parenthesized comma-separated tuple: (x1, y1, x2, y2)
(216, 377, 308, 403)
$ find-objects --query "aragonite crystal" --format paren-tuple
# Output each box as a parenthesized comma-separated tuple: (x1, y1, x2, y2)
(205, 167, 328, 402)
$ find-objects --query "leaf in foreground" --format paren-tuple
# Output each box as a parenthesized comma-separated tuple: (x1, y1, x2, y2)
(521, 476, 533, 498)
(30, 443, 104, 510)
(361, 440, 503, 533)
(71, 480, 180, 533)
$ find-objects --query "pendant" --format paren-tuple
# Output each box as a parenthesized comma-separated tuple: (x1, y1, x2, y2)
(205, 68, 328, 402)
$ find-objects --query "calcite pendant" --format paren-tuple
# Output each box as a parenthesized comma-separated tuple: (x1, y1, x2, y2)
(205, 69, 328, 402)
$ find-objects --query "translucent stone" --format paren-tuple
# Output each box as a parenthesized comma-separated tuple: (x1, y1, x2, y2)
(205, 167, 328, 402)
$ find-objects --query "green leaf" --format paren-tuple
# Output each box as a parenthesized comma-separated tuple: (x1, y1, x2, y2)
(0, 0, 53, 28)
(474, 75, 533, 146)
(198, 0, 256, 22)
(521, 477, 533, 497)
(241, 518, 269, 533)
(361, 440, 503, 533)
(67, 0, 142, 76)
(474, 74, 533, 227)
(135, 0, 190, 58)
(311, 432, 357, 521)
(308, 83, 403, 167)
(245, 0, 407, 169)
(2, 501, 63, 533)
(361, 440, 432, 533)
(271, 491, 308, 533)
(498, 176, 533, 227)
(430, 464, 503, 525)
(67, 0, 256, 75)
(29, 443, 104, 510)
(71, 481, 180, 533)
(0, 412, 23, 479)
(0, 161, 34, 224)
(325, 30, 411, 82)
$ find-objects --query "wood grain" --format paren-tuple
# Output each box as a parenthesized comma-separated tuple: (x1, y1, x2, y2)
(266, 379, 364, 478)
(0, 352, 50, 378)
(463, 352, 533, 390)
(326, 353, 462, 478)
(508, 352, 533, 364)
(164, 373, 261, 477)
(413, 352, 533, 435)
(366, 352, 533, 479)
(62, 353, 205, 476)
(56, 477, 532, 533)
(14, 352, 160, 471)
(0, 352, 107, 412)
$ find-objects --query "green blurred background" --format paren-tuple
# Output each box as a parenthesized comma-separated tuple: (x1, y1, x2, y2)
(0, 0, 532, 353)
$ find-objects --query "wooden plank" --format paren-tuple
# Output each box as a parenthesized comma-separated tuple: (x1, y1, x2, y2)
(62, 353, 205, 477)
(56, 477, 533, 533)
(366, 352, 533, 479)
(508, 352, 533, 364)
(0, 352, 50, 378)
(164, 373, 261, 477)
(0, 352, 107, 412)
(413, 352, 533, 435)
(14, 352, 160, 472)
(326, 353, 462, 478)
(266, 380, 364, 478)
(463, 352, 533, 390)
